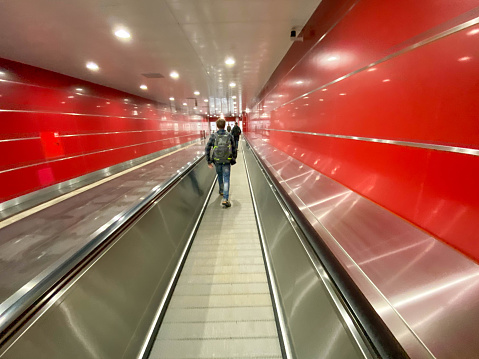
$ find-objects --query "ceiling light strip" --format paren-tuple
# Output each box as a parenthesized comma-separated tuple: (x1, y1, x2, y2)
(266, 128, 479, 157)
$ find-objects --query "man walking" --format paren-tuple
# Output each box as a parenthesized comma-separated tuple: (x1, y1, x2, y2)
(205, 118, 237, 208)
(231, 122, 242, 150)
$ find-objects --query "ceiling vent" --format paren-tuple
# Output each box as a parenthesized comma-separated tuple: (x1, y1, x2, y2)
(142, 73, 165, 78)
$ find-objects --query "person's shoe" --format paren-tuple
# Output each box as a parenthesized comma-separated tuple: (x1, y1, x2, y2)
(222, 200, 231, 208)
(219, 191, 224, 196)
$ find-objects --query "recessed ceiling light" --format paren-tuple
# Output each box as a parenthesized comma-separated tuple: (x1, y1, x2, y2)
(169, 97, 175, 101)
(194, 91, 200, 95)
(140, 84, 148, 90)
(204, 99, 209, 102)
(183, 102, 187, 106)
(86, 62, 99, 71)
(219, 79, 223, 83)
(225, 57, 235, 66)
(232, 96, 236, 99)
(114, 28, 131, 39)
(170, 71, 179, 79)
(296, 81, 303, 84)
(76, 88, 83, 92)
(229, 82, 236, 87)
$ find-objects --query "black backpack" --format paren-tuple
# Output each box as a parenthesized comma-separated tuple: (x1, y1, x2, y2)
(213, 133, 232, 164)
(232, 125, 241, 137)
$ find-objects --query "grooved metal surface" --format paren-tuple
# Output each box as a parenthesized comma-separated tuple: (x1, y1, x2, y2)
(149, 143, 282, 359)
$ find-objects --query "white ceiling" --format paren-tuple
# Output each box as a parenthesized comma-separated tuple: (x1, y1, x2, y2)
(0, 0, 320, 115)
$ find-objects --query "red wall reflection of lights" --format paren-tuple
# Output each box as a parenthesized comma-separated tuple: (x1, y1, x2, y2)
(248, 0, 479, 261)
(0, 58, 207, 202)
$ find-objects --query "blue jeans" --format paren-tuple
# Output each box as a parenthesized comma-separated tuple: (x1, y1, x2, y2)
(234, 137, 239, 150)
(215, 163, 231, 200)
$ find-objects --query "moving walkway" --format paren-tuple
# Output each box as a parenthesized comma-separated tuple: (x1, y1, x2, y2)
(0, 139, 409, 358)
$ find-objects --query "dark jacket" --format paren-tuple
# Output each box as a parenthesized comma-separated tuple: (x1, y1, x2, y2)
(231, 124, 242, 138)
(205, 129, 237, 165)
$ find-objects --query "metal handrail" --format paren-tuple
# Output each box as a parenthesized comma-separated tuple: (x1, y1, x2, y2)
(244, 138, 409, 359)
(0, 153, 205, 339)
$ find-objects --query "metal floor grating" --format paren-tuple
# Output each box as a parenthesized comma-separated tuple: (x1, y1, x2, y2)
(149, 142, 282, 359)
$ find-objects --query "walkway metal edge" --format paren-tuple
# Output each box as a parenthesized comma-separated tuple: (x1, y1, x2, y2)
(0, 153, 206, 344)
(242, 140, 293, 359)
(243, 139, 376, 358)
(244, 137, 413, 358)
(137, 174, 217, 359)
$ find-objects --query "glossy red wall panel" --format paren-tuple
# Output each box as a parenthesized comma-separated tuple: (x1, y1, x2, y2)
(0, 58, 208, 202)
(249, 1, 479, 261)
(258, 0, 479, 104)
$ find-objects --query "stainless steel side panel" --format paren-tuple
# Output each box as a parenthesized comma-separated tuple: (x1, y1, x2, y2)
(243, 146, 370, 359)
(1, 161, 215, 359)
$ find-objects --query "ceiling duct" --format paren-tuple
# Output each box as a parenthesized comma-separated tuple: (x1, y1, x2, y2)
(141, 73, 165, 78)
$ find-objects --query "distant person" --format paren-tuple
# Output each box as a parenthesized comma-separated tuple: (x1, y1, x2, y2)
(227, 125, 231, 133)
(205, 118, 237, 208)
(231, 122, 242, 150)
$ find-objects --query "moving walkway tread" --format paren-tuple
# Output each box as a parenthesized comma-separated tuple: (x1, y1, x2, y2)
(148, 143, 283, 358)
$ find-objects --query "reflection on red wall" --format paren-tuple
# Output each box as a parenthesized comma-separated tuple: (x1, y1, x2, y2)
(40, 132, 64, 159)
(242, 112, 248, 133)
(248, 1, 479, 261)
(0, 58, 208, 202)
